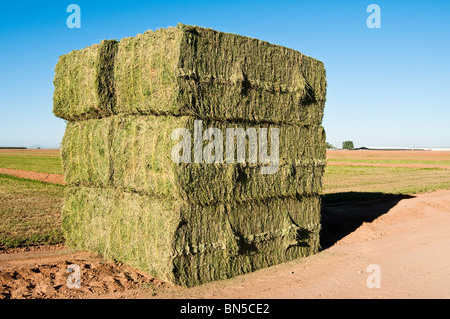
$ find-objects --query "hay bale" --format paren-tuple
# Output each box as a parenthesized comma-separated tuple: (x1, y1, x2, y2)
(53, 40, 118, 121)
(53, 24, 326, 124)
(61, 116, 113, 185)
(63, 186, 321, 286)
(61, 115, 326, 204)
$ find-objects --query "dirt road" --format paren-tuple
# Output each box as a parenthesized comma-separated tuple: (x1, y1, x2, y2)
(1, 190, 450, 299)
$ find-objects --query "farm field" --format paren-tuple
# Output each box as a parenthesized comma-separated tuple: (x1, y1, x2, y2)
(0, 174, 64, 248)
(0, 150, 62, 175)
(0, 149, 450, 298)
(323, 150, 450, 202)
(0, 149, 60, 157)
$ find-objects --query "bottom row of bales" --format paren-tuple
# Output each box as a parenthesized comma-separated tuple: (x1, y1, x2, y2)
(63, 186, 321, 287)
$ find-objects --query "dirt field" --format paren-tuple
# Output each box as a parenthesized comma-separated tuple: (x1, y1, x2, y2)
(327, 150, 450, 160)
(1, 190, 449, 299)
(327, 150, 450, 169)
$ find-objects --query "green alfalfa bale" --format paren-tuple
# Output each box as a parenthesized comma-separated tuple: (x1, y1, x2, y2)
(176, 223, 321, 287)
(109, 116, 327, 203)
(53, 24, 326, 124)
(172, 232, 320, 287)
(174, 23, 327, 118)
(113, 27, 182, 117)
(224, 195, 321, 240)
(53, 40, 118, 121)
(61, 116, 113, 185)
(61, 114, 326, 204)
(171, 195, 321, 256)
(62, 186, 181, 278)
(62, 186, 321, 286)
(175, 24, 327, 102)
(176, 163, 325, 205)
(114, 24, 327, 124)
(108, 115, 326, 169)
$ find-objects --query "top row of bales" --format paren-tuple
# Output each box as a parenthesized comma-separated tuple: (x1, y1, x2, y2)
(53, 23, 326, 124)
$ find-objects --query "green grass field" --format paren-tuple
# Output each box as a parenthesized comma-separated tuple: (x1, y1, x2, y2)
(324, 165, 450, 194)
(0, 155, 63, 174)
(322, 165, 450, 203)
(1, 150, 450, 248)
(0, 174, 64, 248)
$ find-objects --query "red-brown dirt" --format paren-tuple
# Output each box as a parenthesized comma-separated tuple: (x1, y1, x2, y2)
(327, 150, 450, 159)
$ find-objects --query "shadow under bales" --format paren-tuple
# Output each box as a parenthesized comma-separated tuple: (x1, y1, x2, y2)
(319, 192, 414, 250)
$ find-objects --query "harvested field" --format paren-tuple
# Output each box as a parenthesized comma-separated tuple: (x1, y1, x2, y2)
(323, 150, 450, 202)
(328, 161, 450, 169)
(327, 150, 450, 166)
(328, 150, 450, 159)
(0, 174, 64, 248)
(0, 149, 60, 157)
(0, 155, 63, 175)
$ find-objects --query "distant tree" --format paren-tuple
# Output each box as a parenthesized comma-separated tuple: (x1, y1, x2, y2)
(326, 142, 334, 149)
(342, 141, 354, 150)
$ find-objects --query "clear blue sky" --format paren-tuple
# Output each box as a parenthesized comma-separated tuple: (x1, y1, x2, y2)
(0, 0, 449, 148)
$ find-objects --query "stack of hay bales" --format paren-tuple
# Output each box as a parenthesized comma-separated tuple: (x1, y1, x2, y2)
(54, 24, 327, 287)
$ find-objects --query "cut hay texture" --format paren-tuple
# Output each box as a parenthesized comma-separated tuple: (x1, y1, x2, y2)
(53, 24, 326, 124)
(63, 186, 321, 286)
(53, 40, 118, 120)
(55, 24, 327, 287)
(61, 115, 326, 205)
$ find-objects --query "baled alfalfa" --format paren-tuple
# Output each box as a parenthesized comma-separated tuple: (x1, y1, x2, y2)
(175, 163, 324, 205)
(172, 23, 326, 121)
(61, 116, 113, 185)
(53, 40, 118, 121)
(62, 186, 321, 286)
(54, 24, 326, 125)
(61, 114, 326, 204)
(114, 24, 327, 124)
